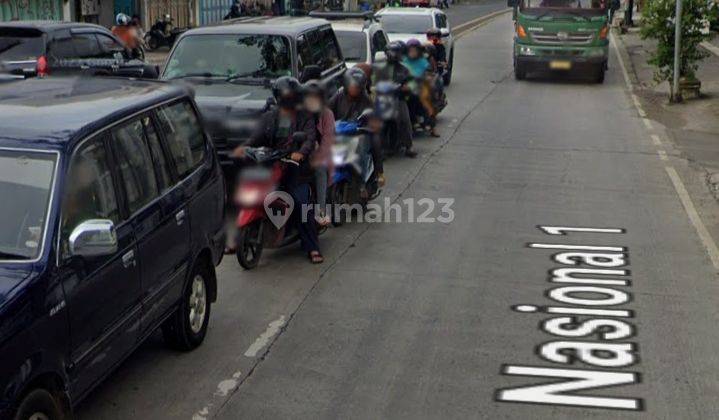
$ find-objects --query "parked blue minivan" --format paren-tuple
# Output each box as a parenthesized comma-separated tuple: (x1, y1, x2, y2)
(0, 77, 225, 420)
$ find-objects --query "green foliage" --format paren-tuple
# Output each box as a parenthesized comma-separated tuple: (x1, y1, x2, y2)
(640, 0, 710, 83)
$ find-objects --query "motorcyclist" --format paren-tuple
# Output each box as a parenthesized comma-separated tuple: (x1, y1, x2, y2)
(329, 68, 385, 196)
(111, 13, 142, 54)
(402, 38, 439, 137)
(372, 41, 417, 157)
(232, 76, 323, 264)
(426, 28, 447, 70)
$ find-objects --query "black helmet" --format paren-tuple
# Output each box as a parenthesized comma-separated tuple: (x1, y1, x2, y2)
(426, 27, 442, 38)
(343, 67, 367, 90)
(302, 79, 326, 100)
(386, 41, 404, 62)
(406, 38, 423, 50)
(272, 76, 302, 108)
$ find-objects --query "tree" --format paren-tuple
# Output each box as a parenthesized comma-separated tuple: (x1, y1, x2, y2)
(640, 0, 710, 97)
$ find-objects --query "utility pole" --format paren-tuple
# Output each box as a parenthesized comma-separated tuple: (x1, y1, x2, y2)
(672, 0, 683, 102)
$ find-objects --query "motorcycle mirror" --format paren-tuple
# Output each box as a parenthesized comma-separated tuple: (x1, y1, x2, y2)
(373, 51, 387, 63)
(440, 28, 450, 37)
(292, 132, 307, 145)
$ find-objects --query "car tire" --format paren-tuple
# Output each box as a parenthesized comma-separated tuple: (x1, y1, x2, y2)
(443, 50, 453, 86)
(13, 389, 65, 420)
(161, 262, 212, 351)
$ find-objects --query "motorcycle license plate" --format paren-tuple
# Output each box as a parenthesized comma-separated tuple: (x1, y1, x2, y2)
(549, 60, 572, 70)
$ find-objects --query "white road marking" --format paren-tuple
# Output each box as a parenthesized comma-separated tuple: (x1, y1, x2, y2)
(665, 166, 719, 270)
(216, 371, 243, 397)
(245, 316, 286, 357)
(657, 150, 668, 161)
(610, 32, 632, 90)
(641, 118, 653, 130)
(540, 226, 624, 235)
(192, 407, 209, 420)
(651, 134, 662, 146)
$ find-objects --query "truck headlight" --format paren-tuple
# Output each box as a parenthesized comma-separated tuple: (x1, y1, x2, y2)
(519, 46, 536, 56)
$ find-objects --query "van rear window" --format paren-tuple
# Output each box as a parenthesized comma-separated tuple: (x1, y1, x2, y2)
(0, 30, 44, 61)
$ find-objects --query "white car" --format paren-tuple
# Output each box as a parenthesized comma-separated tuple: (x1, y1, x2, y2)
(375, 7, 455, 84)
(310, 11, 391, 68)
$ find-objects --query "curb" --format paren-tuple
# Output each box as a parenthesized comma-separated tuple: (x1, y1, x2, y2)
(700, 41, 719, 57)
(453, 8, 511, 38)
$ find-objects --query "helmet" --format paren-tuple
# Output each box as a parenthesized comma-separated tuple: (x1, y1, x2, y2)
(343, 67, 367, 90)
(406, 38, 423, 50)
(386, 41, 404, 62)
(426, 27, 442, 39)
(116, 13, 130, 26)
(302, 80, 326, 100)
(272, 76, 302, 108)
(164, 14, 172, 22)
(353, 63, 372, 81)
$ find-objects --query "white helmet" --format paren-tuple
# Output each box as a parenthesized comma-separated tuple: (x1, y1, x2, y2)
(116, 13, 130, 26)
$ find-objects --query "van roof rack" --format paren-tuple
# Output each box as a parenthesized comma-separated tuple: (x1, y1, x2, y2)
(308, 11, 377, 21)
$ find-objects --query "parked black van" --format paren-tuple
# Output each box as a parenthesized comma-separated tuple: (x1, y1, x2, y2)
(0, 77, 225, 420)
(161, 16, 346, 167)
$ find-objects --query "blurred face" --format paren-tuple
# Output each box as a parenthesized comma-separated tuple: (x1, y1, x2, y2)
(347, 83, 361, 97)
(303, 94, 323, 113)
(429, 35, 440, 44)
(408, 47, 420, 59)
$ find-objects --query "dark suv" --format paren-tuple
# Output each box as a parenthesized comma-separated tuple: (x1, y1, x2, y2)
(0, 21, 157, 81)
(0, 77, 225, 419)
(161, 16, 346, 167)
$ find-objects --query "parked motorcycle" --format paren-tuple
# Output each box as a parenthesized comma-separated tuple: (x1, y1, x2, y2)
(144, 16, 186, 51)
(329, 114, 380, 226)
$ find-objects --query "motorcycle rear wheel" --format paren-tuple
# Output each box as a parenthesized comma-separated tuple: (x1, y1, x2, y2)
(236, 221, 263, 269)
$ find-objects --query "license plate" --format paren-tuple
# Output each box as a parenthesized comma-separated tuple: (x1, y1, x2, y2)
(549, 60, 572, 70)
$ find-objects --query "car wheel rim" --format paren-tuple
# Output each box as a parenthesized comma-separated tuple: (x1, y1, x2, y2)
(188, 275, 207, 334)
(28, 414, 50, 420)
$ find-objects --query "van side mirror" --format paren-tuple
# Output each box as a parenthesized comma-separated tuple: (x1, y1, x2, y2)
(291, 132, 308, 146)
(440, 28, 450, 37)
(373, 50, 387, 63)
(69, 220, 118, 258)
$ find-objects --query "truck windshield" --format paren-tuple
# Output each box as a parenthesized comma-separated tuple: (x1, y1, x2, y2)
(378, 15, 434, 34)
(523, 0, 606, 10)
(0, 149, 56, 260)
(334, 30, 367, 62)
(164, 34, 292, 80)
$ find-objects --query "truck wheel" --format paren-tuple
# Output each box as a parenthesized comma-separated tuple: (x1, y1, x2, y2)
(514, 62, 526, 80)
(236, 221, 263, 269)
(595, 66, 605, 84)
(443, 51, 453, 86)
(13, 388, 65, 420)
(162, 262, 213, 350)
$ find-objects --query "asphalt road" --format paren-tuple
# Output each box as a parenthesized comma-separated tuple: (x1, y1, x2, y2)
(78, 11, 719, 420)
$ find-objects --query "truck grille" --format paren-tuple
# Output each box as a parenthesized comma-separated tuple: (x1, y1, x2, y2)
(530, 31, 594, 45)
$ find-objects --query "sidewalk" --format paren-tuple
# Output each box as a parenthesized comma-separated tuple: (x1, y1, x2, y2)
(618, 26, 719, 186)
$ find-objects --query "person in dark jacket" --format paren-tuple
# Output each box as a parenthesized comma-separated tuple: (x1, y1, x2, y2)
(233, 76, 323, 263)
(373, 41, 417, 157)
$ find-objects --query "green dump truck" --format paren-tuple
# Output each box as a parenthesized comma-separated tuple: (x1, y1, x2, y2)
(508, 0, 609, 83)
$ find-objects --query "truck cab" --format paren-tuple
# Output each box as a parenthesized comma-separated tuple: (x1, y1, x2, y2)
(509, 0, 609, 83)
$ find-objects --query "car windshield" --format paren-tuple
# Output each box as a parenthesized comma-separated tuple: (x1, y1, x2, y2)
(523, 0, 606, 10)
(378, 15, 433, 34)
(164, 34, 292, 80)
(0, 32, 44, 62)
(334, 30, 367, 62)
(0, 149, 56, 260)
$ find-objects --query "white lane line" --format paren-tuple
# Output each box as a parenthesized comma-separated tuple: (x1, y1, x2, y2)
(651, 134, 662, 146)
(631, 94, 646, 117)
(642, 118, 653, 130)
(700, 41, 719, 57)
(244, 316, 286, 357)
(665, 166, 719, 270)
(657, 150, 668, 161)
(610, 32, 632, 90)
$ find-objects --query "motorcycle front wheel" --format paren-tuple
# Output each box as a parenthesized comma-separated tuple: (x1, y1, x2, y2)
(145, 34, 159, 51)
(236, 220, 263, 269)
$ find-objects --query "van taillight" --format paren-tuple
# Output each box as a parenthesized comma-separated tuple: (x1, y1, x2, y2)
(36, 56, 48, 77)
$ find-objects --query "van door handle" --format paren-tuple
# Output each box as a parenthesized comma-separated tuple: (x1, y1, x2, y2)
(122, 250, 136, 268)
(175, 210, 186, 226)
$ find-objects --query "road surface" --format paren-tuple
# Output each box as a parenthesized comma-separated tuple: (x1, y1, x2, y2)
(78, 11, 719, 420)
